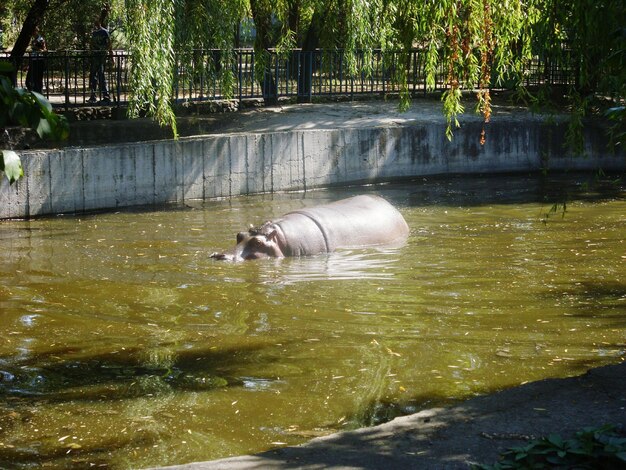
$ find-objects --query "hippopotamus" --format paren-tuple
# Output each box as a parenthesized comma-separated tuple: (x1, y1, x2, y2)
(211, 195, 409, 261)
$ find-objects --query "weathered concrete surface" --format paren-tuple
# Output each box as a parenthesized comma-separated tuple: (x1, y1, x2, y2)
(151, 361, 626, 470)
(2, 100, 625, 218)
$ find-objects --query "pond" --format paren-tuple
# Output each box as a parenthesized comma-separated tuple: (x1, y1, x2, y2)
(0, 173, 624, 469)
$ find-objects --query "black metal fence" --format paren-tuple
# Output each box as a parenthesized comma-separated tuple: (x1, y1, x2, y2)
(1, 48, 576, 108)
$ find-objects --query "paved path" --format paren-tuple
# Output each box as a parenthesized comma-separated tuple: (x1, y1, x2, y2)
(153, 362, 625, 469)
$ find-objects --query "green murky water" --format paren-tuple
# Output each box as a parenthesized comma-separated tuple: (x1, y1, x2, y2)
(1, 174, 624, 469)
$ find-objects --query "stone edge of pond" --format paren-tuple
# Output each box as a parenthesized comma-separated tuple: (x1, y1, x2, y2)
(146, 361, 626, 470)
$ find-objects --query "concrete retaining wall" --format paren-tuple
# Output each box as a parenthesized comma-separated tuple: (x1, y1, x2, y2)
(1, 114, 624, 219)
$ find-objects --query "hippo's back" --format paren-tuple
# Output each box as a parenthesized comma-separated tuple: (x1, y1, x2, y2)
(277, 195, 409, 256)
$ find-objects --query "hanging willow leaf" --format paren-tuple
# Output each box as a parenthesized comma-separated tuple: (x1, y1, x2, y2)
(1, 150, 24, 184)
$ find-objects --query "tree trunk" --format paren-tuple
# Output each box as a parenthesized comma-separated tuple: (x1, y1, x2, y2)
(9, 0, 51, 60)
(297, 8, 323, 103)
(286, 0, 300, 81)
(8, 0, 51, 85)
(250, 0, 278, 106)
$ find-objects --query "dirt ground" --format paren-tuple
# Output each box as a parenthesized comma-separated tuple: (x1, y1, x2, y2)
(153, 362, 626, 469)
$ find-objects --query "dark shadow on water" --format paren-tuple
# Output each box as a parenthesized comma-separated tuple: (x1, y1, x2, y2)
(0, 341, 291, 404)
(0, 428, 155, 469)
(0, 342, 295, 467)
(539, 280, 626, 329)
(400, 172, 625, 208)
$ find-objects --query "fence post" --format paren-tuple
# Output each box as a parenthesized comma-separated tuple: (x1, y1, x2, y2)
(64, 51, 70, 110)
(238, 49, 243, 104)
(297, 50, 313, 103)
(350, 50, 354, 101)
(274, 50, 279, 102)
(251, 49, 255, 98)
(115, 53, 121, 107)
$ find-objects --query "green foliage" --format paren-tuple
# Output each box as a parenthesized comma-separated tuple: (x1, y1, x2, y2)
(1, 0, 125, 50)
(0, 61, 69, 185)
(517, 0, 626, 150)
(125, 0, 177, 136)
(475, 425, 626, 470)
(0, 0, 28, 49)
(125, 0, 249, 134)
(4, 0, 625, 145)
(358, 0, 529, 139)
(442, 88, 464, 141)
(603, 26, 626, 149)
(606, 106, 626, 150)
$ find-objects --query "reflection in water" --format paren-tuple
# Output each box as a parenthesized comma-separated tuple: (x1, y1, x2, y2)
(265, 249, 402, 284)
(0, 173, 624, 469)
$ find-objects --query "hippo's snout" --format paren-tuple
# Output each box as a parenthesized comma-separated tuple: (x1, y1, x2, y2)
(212, 223, 284, 262)
(210, 251, 238, 261)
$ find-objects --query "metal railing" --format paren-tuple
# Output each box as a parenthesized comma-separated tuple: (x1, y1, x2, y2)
(1, 48, 577, 109)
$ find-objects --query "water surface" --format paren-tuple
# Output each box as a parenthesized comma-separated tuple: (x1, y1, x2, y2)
(1, 174, 624, 468)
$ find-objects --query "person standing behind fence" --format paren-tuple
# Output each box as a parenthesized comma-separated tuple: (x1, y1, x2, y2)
(88, 19, 112, 104)
(25, 27, 47, 94)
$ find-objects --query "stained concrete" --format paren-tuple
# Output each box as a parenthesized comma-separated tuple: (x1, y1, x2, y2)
(2, 100, 625, 219)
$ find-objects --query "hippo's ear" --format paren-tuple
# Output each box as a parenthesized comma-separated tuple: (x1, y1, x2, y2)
(236, 232, 247, 243)
(265, 227, 278, 242)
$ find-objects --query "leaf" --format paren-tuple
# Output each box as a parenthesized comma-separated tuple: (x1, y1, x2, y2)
(0, 61, 13, 73)
(1, 150, 24, 184)
(1, 75, 68, 143)
(11, 101, 30, 127)
(605, 106, 625, 121)
(513, 452, 527, 461)
(0, 76, 16, 100)
(36, 117, 53, 139)
(546, 454, 566, 464)
(547, 434, 564, 448)
(32, 91, 53, 114)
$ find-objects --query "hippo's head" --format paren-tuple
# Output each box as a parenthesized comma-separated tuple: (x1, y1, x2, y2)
(211, 222, 284, 261)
